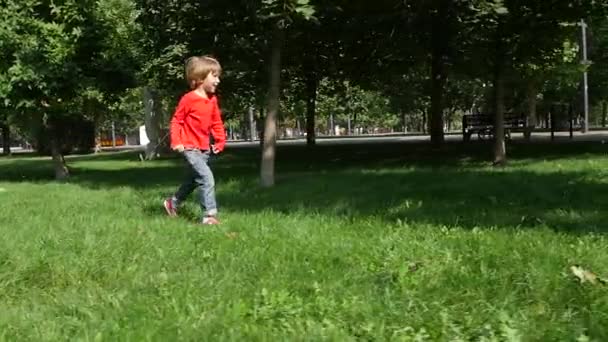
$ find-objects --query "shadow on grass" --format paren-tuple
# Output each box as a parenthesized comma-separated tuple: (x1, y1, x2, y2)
(218, 168, 608, 234)
(2, 139, 606, 180)
(2, 141, 608, 233)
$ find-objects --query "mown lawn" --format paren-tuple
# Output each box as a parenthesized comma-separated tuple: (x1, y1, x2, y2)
(1, 141, 608, 341)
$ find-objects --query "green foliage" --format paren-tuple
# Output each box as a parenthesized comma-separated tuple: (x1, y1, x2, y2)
(589, 16, 608, 104)
(259, 0, 315, 26)
(0, 0, 142, 155)
(101, 87, 145, 134)
(2, 0, 608, 149)
(316, 79, 399, 132)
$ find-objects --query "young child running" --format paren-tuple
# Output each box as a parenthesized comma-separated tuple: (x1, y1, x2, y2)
(163, 56, 226, 225)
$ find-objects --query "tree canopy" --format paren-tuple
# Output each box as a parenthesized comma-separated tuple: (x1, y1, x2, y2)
(1, 0, 607, 179)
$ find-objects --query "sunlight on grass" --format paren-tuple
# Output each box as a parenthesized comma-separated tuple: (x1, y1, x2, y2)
(1, 143, 608, 340)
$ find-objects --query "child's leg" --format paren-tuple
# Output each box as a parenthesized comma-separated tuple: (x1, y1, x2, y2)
(174, 173, 196, 204)
(183, 149, 217, 218)
(198, 164, 217, 217)
(164, 154, 197, 216)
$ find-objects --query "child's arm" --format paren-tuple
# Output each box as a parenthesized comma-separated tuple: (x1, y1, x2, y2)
(210, 100, 226, 153)
(169, 97, 187, 151)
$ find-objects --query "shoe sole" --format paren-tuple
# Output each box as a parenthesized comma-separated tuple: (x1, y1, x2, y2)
(163, 200, 177, 217)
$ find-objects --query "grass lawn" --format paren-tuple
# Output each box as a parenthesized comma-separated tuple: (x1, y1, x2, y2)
(1, 141, 608, 340)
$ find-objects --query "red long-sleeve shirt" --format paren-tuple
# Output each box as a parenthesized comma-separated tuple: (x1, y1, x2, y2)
(169, 91, 226, 152)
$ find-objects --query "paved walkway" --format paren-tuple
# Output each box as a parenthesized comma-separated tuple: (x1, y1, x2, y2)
(7, 130, 608, 154)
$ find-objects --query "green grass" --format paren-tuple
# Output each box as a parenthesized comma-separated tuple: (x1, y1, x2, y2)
(2, 141, 608, 340)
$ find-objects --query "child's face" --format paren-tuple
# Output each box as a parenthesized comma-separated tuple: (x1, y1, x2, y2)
(202, 72, 220, 94)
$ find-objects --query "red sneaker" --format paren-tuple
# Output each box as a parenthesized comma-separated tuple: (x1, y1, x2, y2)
(163, 198, 177, 217)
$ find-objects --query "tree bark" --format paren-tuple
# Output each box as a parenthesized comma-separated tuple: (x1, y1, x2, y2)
(143, 86, 162, 160)
(260, 25, 284, 188)
(602, 101, 607, 128)
(524, 79, 538, 140)
(1, 123, 10, 155)
(446, 108, 454, 132)
(430, 62, 446, 144)
(422, 109, 427, 134)
(347, 117, 351, 135)
(258, 107, 265, 147)
(49, 127, 69, 180)
(305, 70, 317, 146)
(248, 106, 256, 141)
(429, 0, 449, 146)
(493, 27, 507, 166)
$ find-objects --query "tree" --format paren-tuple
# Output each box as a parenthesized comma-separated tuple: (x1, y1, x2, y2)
(587, 15, 608, 126)
(283, 1, 346, 146)
(258, 0, 315, 187)
(0, 0, 96, 178)
(0, 0, 141, 178)
(461, 0, 603, 165)
(0, 113, 11, 155)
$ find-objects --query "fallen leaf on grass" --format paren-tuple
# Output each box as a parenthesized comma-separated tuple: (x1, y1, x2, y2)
(407, 261, 423, 273)
(570, 265, 607, 285)
(225, 232, 239, 240)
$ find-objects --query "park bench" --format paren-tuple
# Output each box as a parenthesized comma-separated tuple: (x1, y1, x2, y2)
(462, 113, 527, 142)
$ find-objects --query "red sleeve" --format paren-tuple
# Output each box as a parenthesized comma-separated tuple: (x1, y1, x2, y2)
(211, 98, 226, 152)
(170, 96, 188, 148)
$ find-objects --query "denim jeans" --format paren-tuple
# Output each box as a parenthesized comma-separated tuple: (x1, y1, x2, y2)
(174, 149, 217, 216)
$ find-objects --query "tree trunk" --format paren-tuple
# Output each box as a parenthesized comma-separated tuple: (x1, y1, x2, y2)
(49, 129, 69, 180)
(1, 123, 10, 155)
(422, 109, 427, 134)
(305, 71, 317, 146)
(429, 0, 449, 146)
(493, 71, 506, 165)
(258, 107, 265, 147)
(260, 26, 284, 188)
(602, 101, 607, 128)
(143, 86, 162, 160)
(296, 118, 301, 136)
(524, 80, 538, 140)
(347, 117, 351, 135)
(446, 108, 454, 132)
(493, 28, 507, 166)
(429, 64, 446, 144)
(248, 106, 256, 141)
(93, 114, 102, 153)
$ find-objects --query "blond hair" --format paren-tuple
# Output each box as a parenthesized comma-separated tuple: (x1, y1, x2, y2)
(185, 55, 222, 89)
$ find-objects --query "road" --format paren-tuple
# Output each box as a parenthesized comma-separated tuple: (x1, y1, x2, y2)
(227, 130, 608, 148)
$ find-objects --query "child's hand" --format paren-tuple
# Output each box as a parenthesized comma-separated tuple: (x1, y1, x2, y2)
(211, 144, 220, 154)
(173, 144, 184, 153)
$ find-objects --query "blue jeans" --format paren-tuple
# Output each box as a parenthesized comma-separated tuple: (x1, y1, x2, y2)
(174, 149, 217, 216)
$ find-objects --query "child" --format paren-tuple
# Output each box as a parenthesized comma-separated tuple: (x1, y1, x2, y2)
(163, 56, 226, 225)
